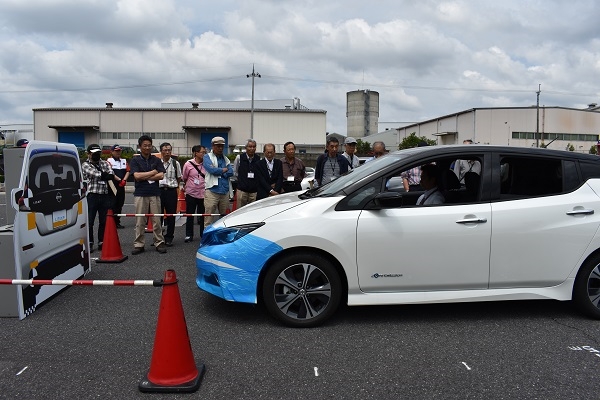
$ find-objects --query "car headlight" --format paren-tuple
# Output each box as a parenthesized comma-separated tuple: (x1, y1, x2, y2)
(201, 223, 265, 247)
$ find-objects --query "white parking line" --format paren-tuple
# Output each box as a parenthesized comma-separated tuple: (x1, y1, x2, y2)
(314, 367, 319, 376)
(461, 362, 471, 370)
(16, 366, 28, 375)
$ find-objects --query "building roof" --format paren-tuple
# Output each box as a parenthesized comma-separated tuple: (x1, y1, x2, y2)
(33, 106, 326, 113)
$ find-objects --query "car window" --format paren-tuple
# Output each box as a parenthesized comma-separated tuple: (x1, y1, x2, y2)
(337, 153, 485, 211)
(385, 155, 483, 207)
(499, 156, 571, 199)
(27, 152, 81, 213)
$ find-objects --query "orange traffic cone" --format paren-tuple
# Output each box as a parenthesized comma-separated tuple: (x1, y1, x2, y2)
(96, 210, 128, 263)
(177, 187, 186, 213)
(145, 204, 153, 233)
(139, 270, 205, 393)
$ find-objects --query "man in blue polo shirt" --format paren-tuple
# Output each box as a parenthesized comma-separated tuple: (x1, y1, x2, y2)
(129, 135, 167, 254)
(203, 136, 233, 231)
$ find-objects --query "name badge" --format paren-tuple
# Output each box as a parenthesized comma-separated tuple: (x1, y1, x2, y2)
(287, 176, 294, 182)
(193, 178, 200, 185)
(247, 172, 255, 179)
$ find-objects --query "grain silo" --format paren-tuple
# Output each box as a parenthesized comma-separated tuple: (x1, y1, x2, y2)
(346, 90, 379, 138)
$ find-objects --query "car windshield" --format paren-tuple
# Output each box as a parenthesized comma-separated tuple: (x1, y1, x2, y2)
(308, 154, 401, 197)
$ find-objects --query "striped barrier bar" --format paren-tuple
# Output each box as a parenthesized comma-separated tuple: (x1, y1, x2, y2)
(115, 213, 221, 217)
(0, 278, 164, 286)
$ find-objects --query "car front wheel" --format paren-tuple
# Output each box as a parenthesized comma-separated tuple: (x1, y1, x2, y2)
(573, 255, 600, 318)
(262, 253, 342, 327)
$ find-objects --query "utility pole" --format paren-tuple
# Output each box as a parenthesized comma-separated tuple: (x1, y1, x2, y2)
(536, 84, 541, 148)
(246, 64, 261, 140)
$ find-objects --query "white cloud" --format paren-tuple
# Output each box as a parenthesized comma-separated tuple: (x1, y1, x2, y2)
(0, 0, 598, 136)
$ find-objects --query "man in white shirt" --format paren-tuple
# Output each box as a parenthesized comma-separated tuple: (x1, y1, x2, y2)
(417, 164, 445, 206)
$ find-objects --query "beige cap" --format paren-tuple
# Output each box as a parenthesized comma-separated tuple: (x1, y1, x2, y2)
(211, 136, 226, 145)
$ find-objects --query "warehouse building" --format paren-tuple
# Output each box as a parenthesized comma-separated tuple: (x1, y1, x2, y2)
(33, 99, 327, 156)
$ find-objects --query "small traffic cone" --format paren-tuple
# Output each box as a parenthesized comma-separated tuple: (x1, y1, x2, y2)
(176, 187, 186, 213)
(139, 270, 205, 393)
(96, 210, 128, 263)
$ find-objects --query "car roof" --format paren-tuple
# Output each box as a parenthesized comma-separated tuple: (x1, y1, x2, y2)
(391, 145, 600, 162)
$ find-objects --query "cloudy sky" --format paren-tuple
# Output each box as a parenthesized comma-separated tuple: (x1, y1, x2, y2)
(0, 0, 599, 135)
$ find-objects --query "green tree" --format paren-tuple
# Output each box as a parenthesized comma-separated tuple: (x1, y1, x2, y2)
(398, 132, 436, 150)
(590, 145, 597, 155)
(355, 138, 371, 155)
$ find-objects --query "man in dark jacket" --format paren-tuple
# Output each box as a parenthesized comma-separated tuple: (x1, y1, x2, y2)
(233, 139, 260, 207)
(256, 143, 283, 200)
(315, 136, 349, 187)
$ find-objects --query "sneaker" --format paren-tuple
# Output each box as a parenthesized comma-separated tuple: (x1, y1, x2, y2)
(184, 236, 192, 243)
(131, 247, 145, 255)
(165, 240, 173, 247)
(156, 243, 167, 253)
(116, 224, 125, 229)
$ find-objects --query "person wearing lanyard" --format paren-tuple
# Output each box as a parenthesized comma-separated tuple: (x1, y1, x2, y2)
(159, 142, 182, 247)
(315, 136, 349, 187)
(129, 135, 167, 254)
(416, 164, 445, 206)
(233, 139, 260, 206)
(257, 143, 283, 200)
(203, 136, 234, 230)
(280, 141, 306, 193)
(342, 137, 360, 169)
(182, 145, 207, 242)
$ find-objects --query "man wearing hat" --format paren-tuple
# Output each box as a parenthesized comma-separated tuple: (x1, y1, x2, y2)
(342, 137, 360, 170)
(82, 144, 115, 252)
(16, 138, 29, 148)
(106, 144, 130, 229)
(203, 136, 233, 230)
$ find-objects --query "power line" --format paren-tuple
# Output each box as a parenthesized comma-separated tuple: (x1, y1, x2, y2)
(0, 76, 242, 94)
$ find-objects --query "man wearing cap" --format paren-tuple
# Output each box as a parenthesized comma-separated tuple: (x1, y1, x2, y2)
(82, 144, 115, 252)
(203, 136, 233, 230)
(16, 139, 29, 148)
(129, 135, 168, 254)
(106, 144, 130, 229)
(342, 137, 360, 170)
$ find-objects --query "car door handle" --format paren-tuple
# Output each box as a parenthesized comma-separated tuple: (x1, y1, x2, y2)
(566, 209, 594, 216)
(456, 217, 487, 224)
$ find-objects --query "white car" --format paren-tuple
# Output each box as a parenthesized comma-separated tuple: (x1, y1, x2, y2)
(196, 145, 600, 327)
(300, 167, 315, 190)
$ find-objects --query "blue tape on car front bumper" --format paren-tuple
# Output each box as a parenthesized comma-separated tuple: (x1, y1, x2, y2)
(195, 234, 282, 303)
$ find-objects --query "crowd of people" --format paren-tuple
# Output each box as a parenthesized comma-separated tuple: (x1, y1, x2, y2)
(82, 134, 389, 254)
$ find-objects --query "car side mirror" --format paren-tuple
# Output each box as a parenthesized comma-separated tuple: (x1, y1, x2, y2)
(366, 192, 403, 209)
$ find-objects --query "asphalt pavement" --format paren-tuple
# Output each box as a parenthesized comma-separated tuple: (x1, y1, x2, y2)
(1, 193, 600, 399)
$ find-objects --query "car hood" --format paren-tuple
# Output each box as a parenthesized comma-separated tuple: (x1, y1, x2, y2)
(218, 192, 310, 227)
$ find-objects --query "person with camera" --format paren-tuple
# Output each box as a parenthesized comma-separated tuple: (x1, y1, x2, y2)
(82, 143, 115, 252)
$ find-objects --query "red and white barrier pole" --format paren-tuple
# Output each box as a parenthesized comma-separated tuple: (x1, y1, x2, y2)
(0, 278, 163, 286)
(115, 213, 220, 217)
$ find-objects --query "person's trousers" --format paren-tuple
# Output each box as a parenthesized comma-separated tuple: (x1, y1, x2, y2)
(87, 193, 112, 245)
(160, 188, 178, 241)
(133, 195, 164, 248)
(185, 194, 205, 238)
(203, 190, 229, 230)
(236, 189, 257, 208)
(112, 186, 126, 225)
